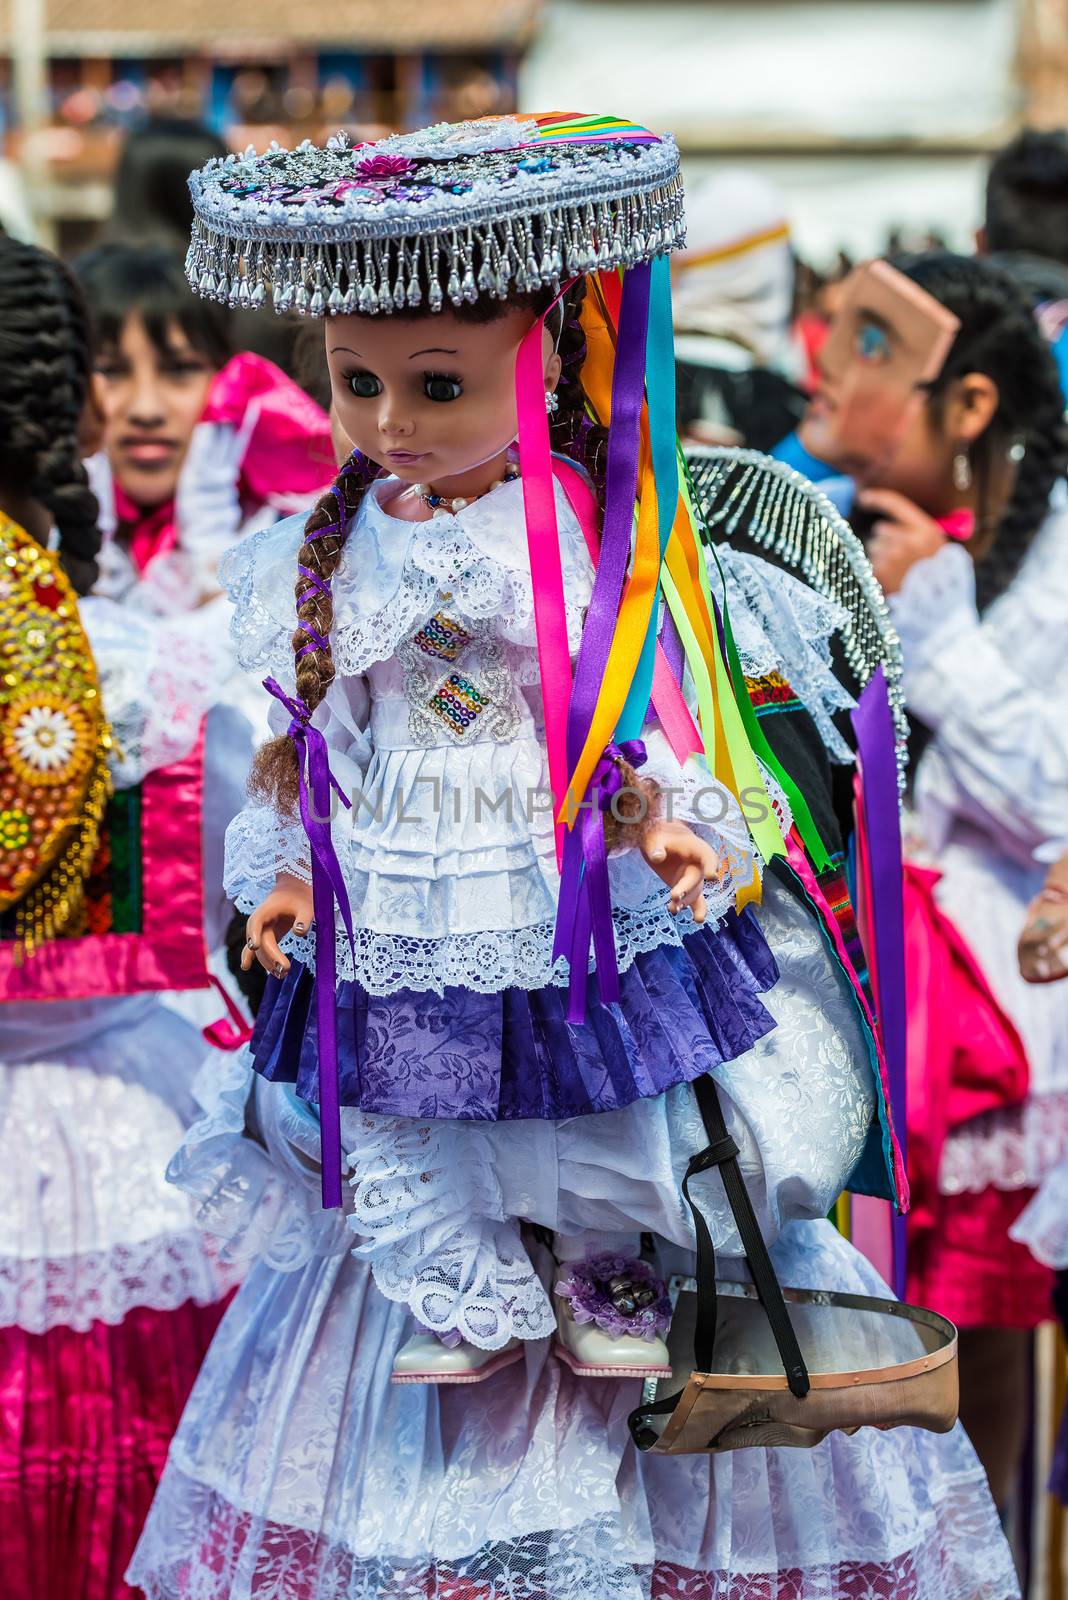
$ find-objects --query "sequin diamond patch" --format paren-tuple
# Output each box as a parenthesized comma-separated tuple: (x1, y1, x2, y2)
(411, 612, 473, 662)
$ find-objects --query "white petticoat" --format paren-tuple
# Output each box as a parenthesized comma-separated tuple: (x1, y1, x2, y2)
(0, 996, 239, 1334)
(127, 1200, 1016, 1599)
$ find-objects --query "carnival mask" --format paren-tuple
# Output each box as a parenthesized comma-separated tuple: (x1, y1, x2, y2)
(800, 260, 961, 480)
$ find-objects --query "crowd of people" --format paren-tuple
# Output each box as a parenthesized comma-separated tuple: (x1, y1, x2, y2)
(0, 107, 1067, 1600)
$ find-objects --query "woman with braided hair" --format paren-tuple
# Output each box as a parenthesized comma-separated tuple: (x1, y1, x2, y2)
(801, 248, 1068, 1509)
(0, 237, 248, 1597)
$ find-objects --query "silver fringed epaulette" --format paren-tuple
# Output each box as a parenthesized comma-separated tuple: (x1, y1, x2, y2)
(185, 117, 684, 316)
(684, 446, 909, 792)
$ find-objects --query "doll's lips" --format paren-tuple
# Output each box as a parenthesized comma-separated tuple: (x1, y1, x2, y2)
(384, 449, 427, 465)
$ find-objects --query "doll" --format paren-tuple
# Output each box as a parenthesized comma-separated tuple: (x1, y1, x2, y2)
(193, 115, 899, 1385)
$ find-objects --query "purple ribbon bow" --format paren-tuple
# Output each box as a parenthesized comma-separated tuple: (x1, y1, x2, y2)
(263, 676, 354, 1208)
(554, 738, 647, 1024)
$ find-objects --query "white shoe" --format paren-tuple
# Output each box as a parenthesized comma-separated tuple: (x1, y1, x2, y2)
(553, 1292, 672, 1379)
(391, 1331, 524, 1385)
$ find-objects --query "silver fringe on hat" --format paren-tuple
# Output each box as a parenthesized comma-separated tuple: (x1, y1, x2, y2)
(185, 117, 685, 316)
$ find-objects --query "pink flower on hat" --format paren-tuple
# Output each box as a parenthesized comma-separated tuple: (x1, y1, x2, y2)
(354, 153, 415, 180)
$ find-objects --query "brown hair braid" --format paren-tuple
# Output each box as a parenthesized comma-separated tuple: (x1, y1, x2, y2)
(249, 449, 379, 812)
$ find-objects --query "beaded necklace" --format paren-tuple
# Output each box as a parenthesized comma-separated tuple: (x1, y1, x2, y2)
(413, 464, 520, 518)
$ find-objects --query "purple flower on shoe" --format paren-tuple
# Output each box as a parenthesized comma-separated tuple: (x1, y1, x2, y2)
(415, 1320, 464, 1349)
(554, 1254, 672, 1342)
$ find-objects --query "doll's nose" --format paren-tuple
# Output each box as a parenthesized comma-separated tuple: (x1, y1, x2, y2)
(378, 407, 415, 439)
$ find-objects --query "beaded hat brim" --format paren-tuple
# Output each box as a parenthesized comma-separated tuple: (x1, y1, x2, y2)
(186, 112, 685, 315)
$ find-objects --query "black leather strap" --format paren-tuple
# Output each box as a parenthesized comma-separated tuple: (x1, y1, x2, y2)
(684, 1074, 810, 1399)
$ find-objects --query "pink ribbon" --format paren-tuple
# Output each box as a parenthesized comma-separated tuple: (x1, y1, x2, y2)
(201, 974, 254, 1051)
(552, 458, 702, 766)
(936, 508, 975, 543)
(263, 676, 353, 1209)
(515, 304, 576, 866)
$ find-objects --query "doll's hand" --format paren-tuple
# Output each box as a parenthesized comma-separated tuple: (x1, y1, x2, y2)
(641, 820, 726, 923)
(858, 488, 947, 595)
(1018, 876, 1068, 985)
(241, 873, 314, 979)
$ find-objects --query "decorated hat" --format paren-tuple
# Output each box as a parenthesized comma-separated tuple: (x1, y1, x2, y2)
(185, 112, 807, 1030)
(186, 112, 684, 315)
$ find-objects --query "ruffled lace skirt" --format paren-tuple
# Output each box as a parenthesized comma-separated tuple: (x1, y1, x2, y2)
(0, 996, 239, 1600)
(250, 907, 778, 1120)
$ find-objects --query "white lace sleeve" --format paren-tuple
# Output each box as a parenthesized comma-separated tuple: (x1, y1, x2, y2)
(713, 546, 855, 761)
(223, 670, 372, 908)
(221, 511, 308, 690)
(80, 595, 235, 788)
(895, 536, 1068, 862)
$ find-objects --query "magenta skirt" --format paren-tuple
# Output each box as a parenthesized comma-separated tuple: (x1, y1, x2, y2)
(0, 1296, 232, 1600)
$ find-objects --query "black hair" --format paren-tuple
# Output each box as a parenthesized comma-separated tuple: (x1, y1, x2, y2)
(110, 116, 228, 246)
(899, 250, 1068, 610)
(75, 240, 233, 370)
(0, 237, 101, 595)
(985, 128, 1068, 267)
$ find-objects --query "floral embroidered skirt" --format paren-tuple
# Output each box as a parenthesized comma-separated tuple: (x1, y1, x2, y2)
(249, 908, 779, 1121)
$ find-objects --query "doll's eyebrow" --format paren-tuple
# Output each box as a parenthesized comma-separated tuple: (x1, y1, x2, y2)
(328, 346, 363, 357)
(408, 347, 458, 358)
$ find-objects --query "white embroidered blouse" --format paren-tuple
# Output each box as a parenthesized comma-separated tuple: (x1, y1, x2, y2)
(222, 472, 851, 996)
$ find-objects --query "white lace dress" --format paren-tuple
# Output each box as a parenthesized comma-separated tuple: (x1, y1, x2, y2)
(889, 496, 1068, 1206)
(215, 474, 882, 1348)
(127, 495, 1016, 1598)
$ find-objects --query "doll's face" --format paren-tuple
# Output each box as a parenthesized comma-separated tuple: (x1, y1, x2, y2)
(799, 261, 960, 481)
(92, 312, 218, 508)
(325, 305, 561, 485)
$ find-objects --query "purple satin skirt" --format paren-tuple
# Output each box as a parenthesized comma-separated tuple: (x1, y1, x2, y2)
(249, 908, 778, 1122)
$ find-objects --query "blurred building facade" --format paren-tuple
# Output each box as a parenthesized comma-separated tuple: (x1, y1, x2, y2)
(520, 0, 1065, 263)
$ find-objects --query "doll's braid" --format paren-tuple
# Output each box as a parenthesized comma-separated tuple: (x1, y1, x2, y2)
(0, 238, 101, 595)
(249, 449, 378, 812)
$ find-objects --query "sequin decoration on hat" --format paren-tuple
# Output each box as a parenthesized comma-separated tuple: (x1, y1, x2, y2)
(0, 513, 113, 956)
(185, 112, 684, 316)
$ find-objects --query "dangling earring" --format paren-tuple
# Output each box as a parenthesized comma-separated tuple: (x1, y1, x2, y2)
(952, 447, 972, 492)
(545, 390, 559, 415)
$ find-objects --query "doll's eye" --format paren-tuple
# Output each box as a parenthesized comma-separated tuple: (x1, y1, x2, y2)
(856, 321, 891, 363)
(424, 374, 463, 403)
(348, 370, 382, 399)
